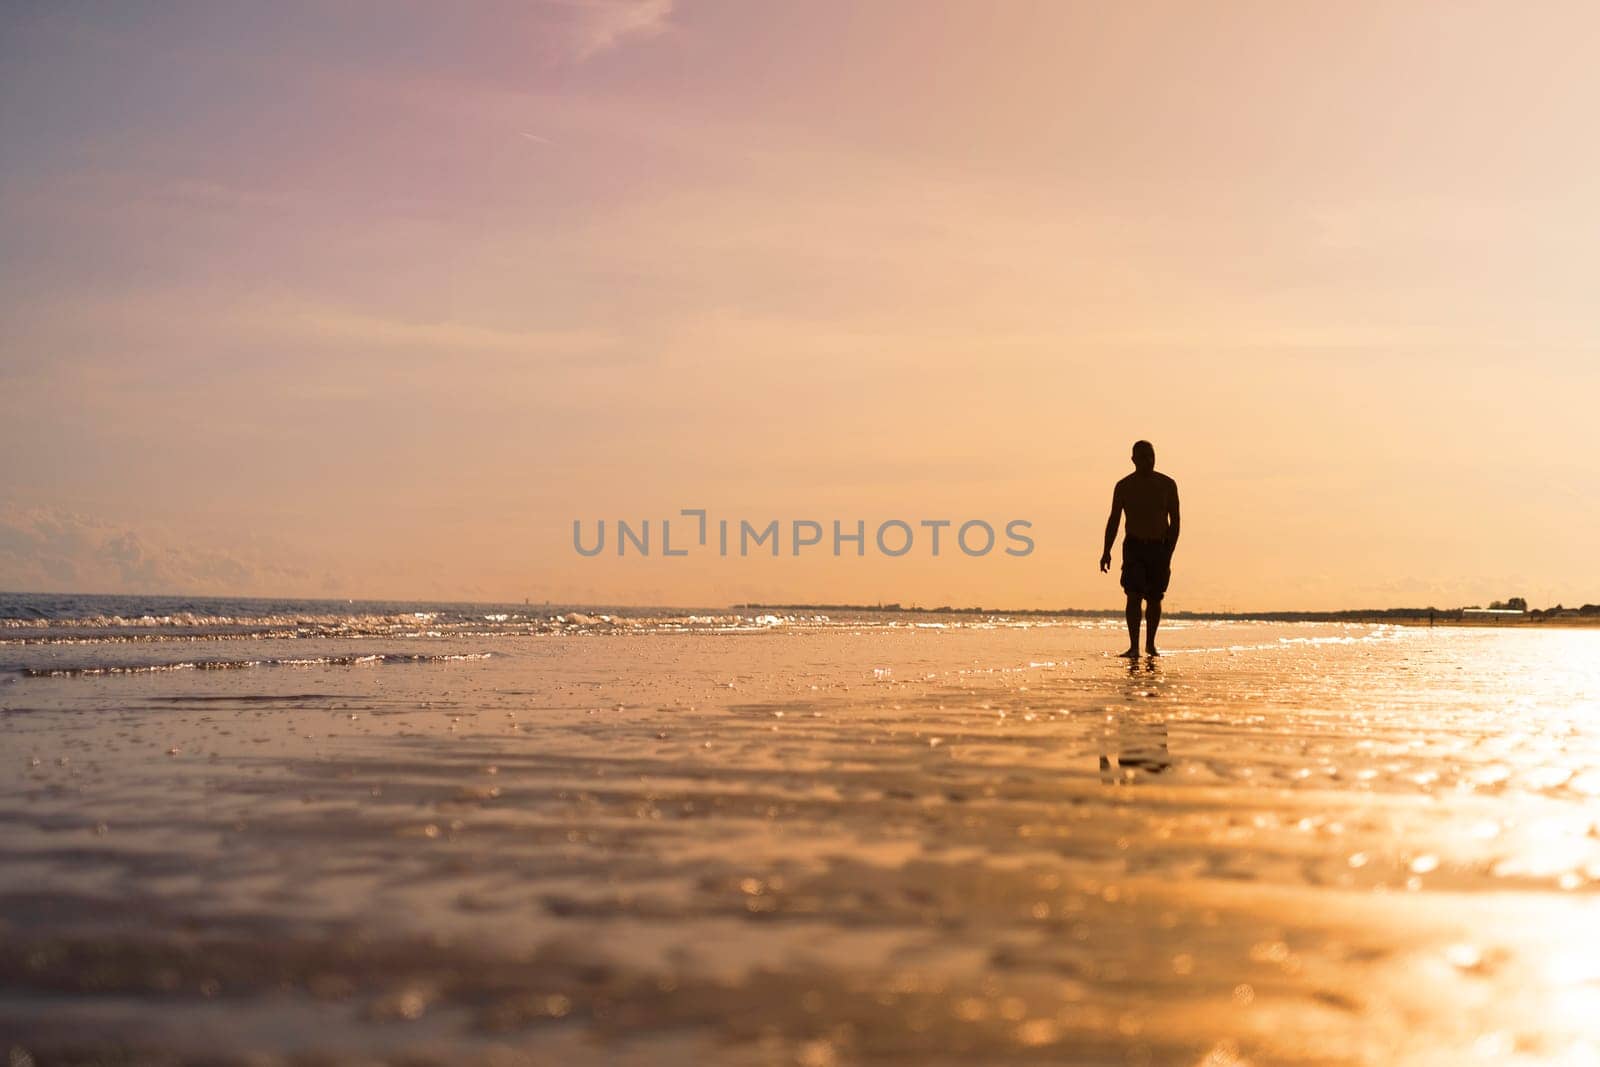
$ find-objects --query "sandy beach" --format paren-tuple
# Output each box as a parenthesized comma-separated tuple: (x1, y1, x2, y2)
(3, 607, 1598, 1064)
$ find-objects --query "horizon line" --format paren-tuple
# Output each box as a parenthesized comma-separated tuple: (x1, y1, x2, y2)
(1, 589, 1589, 619)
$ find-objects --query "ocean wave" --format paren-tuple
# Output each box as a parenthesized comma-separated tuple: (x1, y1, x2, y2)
(20, 651, 493, 678)
(0, 607, 847, 645)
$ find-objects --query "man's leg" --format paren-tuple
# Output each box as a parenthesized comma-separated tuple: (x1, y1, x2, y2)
(1121, 594, 1141, 657)
(1145, 597, 1162, 656)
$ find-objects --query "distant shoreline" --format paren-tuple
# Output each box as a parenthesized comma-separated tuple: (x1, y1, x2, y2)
(734, 603, 1600, 627)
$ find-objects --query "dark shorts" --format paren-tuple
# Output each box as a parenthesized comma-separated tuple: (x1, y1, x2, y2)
(1121, 537, 1173, 600)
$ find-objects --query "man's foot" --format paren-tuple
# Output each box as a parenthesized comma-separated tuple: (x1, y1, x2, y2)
(1145, 647, 1160, 658)
(1117, 648, 1140, 659)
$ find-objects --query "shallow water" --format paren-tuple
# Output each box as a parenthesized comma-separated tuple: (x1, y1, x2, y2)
(2, 610, 1598, 1065)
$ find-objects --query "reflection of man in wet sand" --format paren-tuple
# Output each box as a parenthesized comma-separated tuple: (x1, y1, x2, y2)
(1099, 440, 1180, 658)
(1100, 661, 1173, 783)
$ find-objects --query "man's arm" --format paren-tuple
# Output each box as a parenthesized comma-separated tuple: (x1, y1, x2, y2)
(1166, 481, 1180, 551)
(1100, 485, 1122, 572)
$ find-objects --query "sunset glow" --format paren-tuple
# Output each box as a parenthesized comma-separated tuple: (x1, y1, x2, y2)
(4, 2, 1598, 610)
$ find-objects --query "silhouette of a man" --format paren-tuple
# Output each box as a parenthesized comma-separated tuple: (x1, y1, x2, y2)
(1100, 440, 1180, 658)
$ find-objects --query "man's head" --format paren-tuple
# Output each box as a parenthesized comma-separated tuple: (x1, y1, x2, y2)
(1131, 440, 1155, 473)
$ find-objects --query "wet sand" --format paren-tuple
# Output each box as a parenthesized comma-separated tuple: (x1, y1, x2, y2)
(3, 619, 1599, 1064)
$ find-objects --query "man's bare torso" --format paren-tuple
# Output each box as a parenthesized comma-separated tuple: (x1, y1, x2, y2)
(1117, 471, 1178, 541)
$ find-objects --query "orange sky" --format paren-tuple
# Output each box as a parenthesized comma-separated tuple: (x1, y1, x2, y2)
(2, 2, 1598, 610)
